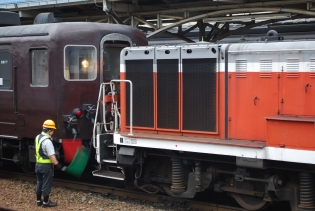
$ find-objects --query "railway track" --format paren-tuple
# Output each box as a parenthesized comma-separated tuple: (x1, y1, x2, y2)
(0, 170, 246, 211)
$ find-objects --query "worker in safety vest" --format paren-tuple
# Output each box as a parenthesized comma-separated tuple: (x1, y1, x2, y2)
(35, 119, 67, 207)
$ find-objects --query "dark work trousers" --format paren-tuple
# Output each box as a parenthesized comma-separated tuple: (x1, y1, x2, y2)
(35, 163, 54, 197)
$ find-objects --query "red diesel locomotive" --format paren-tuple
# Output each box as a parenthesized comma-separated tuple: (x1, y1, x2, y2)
(92, 38, 315, 211)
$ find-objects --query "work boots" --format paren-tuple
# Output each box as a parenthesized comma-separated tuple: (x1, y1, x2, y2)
(43, 201, 57, 207)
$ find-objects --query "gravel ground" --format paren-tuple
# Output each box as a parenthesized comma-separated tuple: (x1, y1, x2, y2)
(0, 177, 191, 211)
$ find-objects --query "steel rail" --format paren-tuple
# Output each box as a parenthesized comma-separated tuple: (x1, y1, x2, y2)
(0, 170, 246, 211)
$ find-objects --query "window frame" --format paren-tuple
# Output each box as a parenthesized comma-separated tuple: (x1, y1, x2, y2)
(30, 48, 49, 87)
(64, 44, 97, 81)
(0, 49, 13, 90)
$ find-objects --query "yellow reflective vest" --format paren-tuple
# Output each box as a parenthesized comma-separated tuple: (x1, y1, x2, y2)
(35, 134, 53, 164)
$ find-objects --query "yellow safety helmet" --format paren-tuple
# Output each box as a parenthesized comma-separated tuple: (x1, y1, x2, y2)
(43, 119, 57, 129)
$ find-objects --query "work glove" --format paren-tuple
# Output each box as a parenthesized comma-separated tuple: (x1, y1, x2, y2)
(54, 162, 67, 171)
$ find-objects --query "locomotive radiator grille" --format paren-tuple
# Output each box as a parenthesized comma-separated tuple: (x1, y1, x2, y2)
(157, 59, 179, 130)
(125, 60, 154, 128)
(182, 58, 217, 132)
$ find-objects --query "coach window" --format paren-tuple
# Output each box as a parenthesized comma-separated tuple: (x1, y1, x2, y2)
(0, 50, 12, 90)
(64, 45, 96, 81)
(31, 49, 49, 86)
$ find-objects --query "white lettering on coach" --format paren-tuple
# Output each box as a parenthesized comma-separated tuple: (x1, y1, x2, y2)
(1, 60, 8, 64)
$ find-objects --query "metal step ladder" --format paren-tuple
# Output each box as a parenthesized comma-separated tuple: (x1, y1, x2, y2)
(92, 133, 124, 180)
(92, 80, 133, 180)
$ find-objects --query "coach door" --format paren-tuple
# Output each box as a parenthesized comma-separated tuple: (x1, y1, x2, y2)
(0, 45, 17, 139)
(94, 34, 131, 170)
(100, 33, 131, 83)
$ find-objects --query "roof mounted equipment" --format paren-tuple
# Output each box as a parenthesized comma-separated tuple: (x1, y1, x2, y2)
(33, 12, 62, 25)
(261, 30, 284, 41)
(0, 11, 20, 26)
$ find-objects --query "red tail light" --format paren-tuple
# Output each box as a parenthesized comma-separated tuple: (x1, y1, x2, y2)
(76, 109, 82, 117)
(72, 108, 83, 117)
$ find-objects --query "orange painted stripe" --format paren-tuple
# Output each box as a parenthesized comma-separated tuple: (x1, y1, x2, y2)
(120, 72, 127, 132)
(154, 72, 157, 130)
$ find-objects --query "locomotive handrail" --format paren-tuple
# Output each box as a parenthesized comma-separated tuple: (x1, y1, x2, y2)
(102, 84, 109, 134)
(110, 80, 133, 136)
(109, 82, 121, 133)
(93, 82, 111, 148)
(93, 80, 134, 148)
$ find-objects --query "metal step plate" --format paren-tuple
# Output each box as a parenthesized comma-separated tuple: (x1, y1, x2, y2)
(92, 169, 124, 180)
(102, 158, 117, 164)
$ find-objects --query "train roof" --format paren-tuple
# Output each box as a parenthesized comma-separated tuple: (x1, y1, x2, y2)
(226, 40, 315, 52)
(0, 22, 142, 39)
